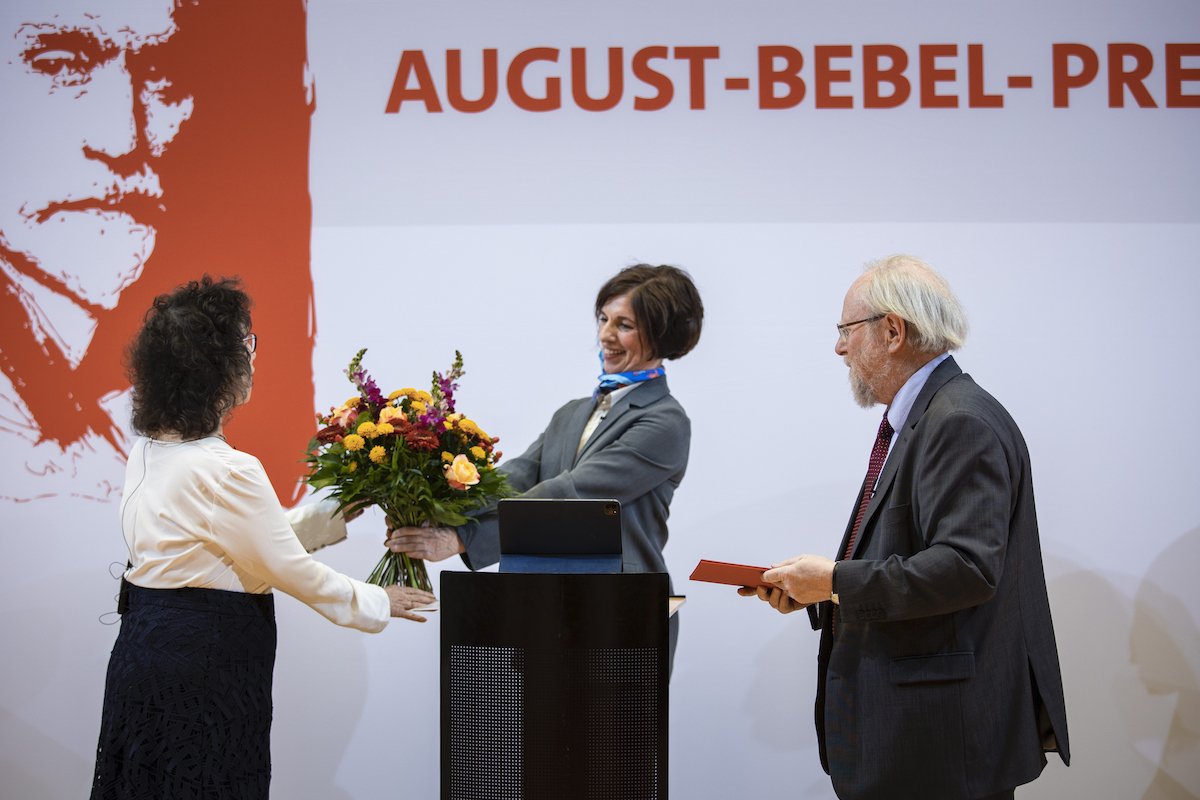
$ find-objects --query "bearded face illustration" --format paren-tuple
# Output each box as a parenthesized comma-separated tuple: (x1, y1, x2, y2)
(0, 0, 317, 504)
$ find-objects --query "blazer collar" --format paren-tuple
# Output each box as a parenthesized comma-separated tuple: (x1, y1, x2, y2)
(573, 376, 670, 465)
(904, 354, 960, 428)
(847, 356, 961, 559)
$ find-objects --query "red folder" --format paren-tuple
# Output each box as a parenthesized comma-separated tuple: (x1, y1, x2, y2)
(689, 559, 773, 588)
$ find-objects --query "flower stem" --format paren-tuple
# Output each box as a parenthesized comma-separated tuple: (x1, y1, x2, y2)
(366, 513, 435, 594)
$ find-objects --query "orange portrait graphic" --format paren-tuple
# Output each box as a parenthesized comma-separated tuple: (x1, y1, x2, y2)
(0, 0, 316, 505)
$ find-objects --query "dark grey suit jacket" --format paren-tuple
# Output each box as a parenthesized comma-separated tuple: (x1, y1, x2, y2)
(457, 377, 689, 585)
(811, 356, 1069, 800)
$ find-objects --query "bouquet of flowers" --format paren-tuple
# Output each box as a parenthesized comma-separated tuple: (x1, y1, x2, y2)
(304, 350, 510, 593)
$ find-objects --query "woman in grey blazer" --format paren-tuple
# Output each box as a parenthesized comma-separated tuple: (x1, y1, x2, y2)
(386, 264, 703, 670)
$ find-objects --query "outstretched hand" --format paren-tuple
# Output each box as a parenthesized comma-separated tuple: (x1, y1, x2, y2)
(762, 554, 835, 606)
(385, 585, 435, 622)
(736, 553, 836, 615)
(385, 523, 465, 562)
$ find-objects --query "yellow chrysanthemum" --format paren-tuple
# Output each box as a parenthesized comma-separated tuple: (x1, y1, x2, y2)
(470, 445, 486, 460)
(343, 434, 365, 452)
(357, 421, 378, 438)
(443, 420, 453, 430)
(411, 401, 426, 413)
(441, 451, 454, 462)
(459, 419, 490, 440)
(369, 446, 387, 464)
(412, 391, 433, 405)
(388, 388, 416, 401)
(376, 422, 395, 435)
(347, 461, 358, 472)
(343, 397, 361, 408)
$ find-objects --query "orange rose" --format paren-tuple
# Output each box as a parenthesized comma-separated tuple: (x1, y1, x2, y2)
(379, 406, 406, 426)
(444, 454, 481, 490)
(331, 403, 358, 429)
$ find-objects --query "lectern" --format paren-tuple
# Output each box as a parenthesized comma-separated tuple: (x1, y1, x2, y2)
(441, 571, 669, 799)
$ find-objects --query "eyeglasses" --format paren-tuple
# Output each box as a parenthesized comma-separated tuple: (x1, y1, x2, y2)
(836, 314, 886, 342)
(243, 333, 258, 353)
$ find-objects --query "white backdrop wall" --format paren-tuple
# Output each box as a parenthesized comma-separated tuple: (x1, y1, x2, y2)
(2, 1, 1198, 798)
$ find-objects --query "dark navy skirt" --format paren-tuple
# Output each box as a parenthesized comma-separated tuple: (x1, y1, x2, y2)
(90, 585, 277, 800)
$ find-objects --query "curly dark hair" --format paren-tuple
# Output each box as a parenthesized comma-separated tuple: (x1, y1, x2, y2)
(594, 264, 704, 361)
(127, 276, 254, 439)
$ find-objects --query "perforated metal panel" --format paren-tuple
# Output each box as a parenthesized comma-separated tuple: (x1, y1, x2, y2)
(442, 573, 668, 800)
(447, 645, 661, 800)
(582, 648, 660, 798)
(447, 645, 524, 799)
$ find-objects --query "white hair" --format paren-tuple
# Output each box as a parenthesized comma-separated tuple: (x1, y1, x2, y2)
(858, 255, 969, 353)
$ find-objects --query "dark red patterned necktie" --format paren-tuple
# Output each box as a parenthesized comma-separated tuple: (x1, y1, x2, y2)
(843, 412, 894, 560)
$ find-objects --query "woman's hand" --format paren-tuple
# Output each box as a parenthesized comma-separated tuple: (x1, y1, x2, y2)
(385, 524, 466, 562)
(385, 585, 436, 622)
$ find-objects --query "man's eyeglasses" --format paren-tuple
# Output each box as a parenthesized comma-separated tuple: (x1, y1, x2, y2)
(243, 333, 258, 353)
(836, 314, 886, 342)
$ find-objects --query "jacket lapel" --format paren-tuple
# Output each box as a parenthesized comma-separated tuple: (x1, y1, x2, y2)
(848, 356, 962, 560)
(574, 377, 670, 466)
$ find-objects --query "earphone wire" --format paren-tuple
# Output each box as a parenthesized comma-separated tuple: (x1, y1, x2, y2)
(102, 438, 152, 625)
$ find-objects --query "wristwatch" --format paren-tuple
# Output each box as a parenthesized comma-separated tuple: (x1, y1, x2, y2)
(830, 562, 840, 605)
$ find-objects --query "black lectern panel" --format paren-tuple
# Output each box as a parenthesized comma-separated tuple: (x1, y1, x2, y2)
(442, 572, 669, 800)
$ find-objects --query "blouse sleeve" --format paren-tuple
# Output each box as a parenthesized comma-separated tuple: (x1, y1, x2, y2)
(207, 459, 390, 633)
(285, 499, 349, 553)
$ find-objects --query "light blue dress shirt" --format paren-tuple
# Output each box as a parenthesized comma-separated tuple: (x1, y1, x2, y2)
(875, 352, 951, 487)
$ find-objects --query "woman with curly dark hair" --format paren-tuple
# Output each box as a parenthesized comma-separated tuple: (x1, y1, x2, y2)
(386, 263, 703, 674)
(90, 276, 432, 800)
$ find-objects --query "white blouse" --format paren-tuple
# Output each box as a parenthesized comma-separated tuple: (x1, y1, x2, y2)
(119, 436, 389, 633)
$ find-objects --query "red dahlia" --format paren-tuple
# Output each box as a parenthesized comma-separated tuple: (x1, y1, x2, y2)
(315, 425, 344, 444)
(404, 429, 440, 451)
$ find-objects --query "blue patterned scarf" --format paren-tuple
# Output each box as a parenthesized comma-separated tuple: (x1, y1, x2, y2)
(593, 353, 664, 401)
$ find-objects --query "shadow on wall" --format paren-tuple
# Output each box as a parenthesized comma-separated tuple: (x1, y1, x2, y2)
(0, 708, 91, 798)
(1130, 525, 1200, 799)
(0, 558, 120, 798)
(742, 621, 816, 754)
(0, 577, 85, 798)
(742, 621, 837, 798)
(1032, 526, 1200, 800)
(1028, 555, 1166, 799)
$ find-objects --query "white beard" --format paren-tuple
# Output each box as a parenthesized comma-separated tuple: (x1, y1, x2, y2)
(848, 362, 879, 408)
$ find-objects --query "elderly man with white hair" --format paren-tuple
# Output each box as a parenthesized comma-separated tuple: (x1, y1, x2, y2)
(742, 255, 1070, 800)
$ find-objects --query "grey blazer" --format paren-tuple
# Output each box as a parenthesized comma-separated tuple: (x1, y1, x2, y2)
(457, 376, 689, 586)
(811, 356, 1070, 800)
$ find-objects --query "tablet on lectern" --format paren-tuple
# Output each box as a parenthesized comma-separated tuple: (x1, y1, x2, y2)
(498, 498, 622, 573)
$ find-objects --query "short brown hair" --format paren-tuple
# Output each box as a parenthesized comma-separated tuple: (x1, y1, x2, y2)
(594, 264, 703, 361)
